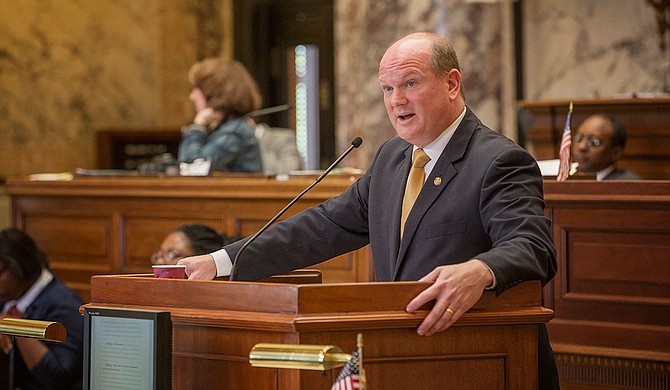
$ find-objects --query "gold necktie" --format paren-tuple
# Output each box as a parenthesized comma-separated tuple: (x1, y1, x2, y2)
(401, 148, 430, 237)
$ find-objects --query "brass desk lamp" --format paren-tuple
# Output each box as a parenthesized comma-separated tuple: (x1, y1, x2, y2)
(249, 343, 351, 371)
(0, 318, 67, 390)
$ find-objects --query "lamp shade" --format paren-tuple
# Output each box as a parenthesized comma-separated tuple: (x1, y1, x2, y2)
(0, 318, 67, 342)
(249, 343, 351, 371)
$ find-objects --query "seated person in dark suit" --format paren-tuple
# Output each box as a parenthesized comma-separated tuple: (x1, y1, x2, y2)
(0, 228, 83, 390)
(572, 113, 642, 180)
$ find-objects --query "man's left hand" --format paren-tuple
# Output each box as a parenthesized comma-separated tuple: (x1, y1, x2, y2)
(406, 259, 493, 336)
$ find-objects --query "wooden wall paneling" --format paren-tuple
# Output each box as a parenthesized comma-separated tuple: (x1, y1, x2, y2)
(12, 199, 112, 301)
(543, 180, 670, 389)
(122, 214, 226, 272)
(5, 175, 374, 302)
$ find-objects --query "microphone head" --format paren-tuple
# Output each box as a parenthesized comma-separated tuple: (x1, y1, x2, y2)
(351, 137, 363, 148)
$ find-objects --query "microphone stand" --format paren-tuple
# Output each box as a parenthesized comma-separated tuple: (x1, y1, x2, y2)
(8, 336, 15, 390)
(229, 137, 363, 281)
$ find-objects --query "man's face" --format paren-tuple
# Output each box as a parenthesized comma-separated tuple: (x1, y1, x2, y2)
(571, 115, 621, 172)
(378, 39, 457, 147)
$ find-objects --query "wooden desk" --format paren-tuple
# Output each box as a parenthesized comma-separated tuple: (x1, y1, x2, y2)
(519, 98, 670, 180)
(83, 276, 551, 389)
(543, 180, 670, 389)
(4, 174, 373, 301)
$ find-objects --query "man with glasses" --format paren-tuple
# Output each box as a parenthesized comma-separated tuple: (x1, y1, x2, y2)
(571, 113, 642, 180)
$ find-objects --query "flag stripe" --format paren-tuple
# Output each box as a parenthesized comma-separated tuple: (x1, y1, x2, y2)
(556, 128, 572, 182)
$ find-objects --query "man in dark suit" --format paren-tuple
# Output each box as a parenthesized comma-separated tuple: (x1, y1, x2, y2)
(572, 113, 642, 180)
(0, 228, 84, 390)
(180, 32, 559, 388)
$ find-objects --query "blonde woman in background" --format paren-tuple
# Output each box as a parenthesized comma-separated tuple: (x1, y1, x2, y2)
(179, 58, 264, 173)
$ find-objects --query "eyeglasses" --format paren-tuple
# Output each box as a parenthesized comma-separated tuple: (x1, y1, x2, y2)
(573, 134, 603, 147)
(151, 250, 186, 263)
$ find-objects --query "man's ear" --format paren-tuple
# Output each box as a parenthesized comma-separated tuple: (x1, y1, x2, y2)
(446, 69, 462, 101)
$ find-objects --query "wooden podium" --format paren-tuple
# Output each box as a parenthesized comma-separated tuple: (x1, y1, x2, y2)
(83, 275, 552, 389)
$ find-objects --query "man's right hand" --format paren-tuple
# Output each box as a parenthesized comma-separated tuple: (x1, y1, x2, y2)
(177, 254, 217, 280)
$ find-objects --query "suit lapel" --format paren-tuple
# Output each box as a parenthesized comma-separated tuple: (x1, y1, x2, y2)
(392, 110, 480, 279)
(388, 145, 413, 274)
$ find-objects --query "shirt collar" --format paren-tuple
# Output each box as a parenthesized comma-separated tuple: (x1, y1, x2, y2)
(2, 268, 53, 315)
(414, 106, 467, 177)
(596, 164, 616, 181)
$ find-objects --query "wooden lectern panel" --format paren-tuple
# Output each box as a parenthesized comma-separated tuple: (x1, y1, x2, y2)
(83, 276, 551, 389)
(543, 181, 670, 389)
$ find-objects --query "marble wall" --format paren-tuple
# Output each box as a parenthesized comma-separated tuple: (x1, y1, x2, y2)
(335, 0, 669, 167)
(523, 0, 668, 100)
(334, 0, 507, 168)
(0, 0, 667, 178)
(0, 0, 232, 177)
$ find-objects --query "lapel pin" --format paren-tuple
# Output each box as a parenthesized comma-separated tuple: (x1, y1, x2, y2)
(433, 177, 442, 186)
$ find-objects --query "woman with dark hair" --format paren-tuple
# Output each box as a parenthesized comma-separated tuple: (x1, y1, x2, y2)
(0, 228, 83, 390)
(178, 57, 264, 173)
(151, 224, 239, 265)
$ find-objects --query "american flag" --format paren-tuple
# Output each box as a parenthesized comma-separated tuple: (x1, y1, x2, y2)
(556, 102, 573, 182)
(331, 349, 362, 390)
(332, 334, 366, 390)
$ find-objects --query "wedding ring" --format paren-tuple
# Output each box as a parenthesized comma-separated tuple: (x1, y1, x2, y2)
(446, 307, 454, 315)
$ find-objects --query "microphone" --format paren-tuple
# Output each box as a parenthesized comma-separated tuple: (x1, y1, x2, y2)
(229, 136, 363, 281)
(245, 103, 292, 118)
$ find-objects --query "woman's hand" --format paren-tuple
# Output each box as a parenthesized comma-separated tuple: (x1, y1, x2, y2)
(193, 107, 223, 130)
(189, 87, 223, 130)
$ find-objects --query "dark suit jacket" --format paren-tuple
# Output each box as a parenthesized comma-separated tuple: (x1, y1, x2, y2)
(604, 168, 641, 180)
(230, 108, 556, 290)
(1, 277, 84, 390)
(228, 108, 559, 388)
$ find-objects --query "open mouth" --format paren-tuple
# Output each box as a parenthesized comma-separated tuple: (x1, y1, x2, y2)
(398, 113, 415, 121)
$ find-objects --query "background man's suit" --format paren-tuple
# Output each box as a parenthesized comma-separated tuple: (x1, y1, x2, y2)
(1, 277, 84, 390)
(603, 168, 641, 180)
